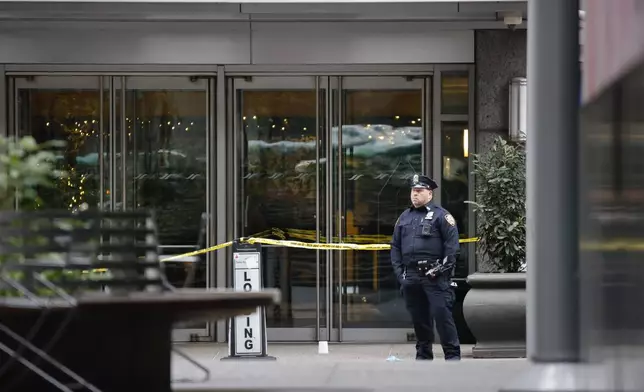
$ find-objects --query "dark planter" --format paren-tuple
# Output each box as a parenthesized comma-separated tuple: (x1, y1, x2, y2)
(462, 272, 526, 358)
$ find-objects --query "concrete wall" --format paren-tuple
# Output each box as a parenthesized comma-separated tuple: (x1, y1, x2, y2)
(475, 29, 527, 153)
(474, 29, 527, 272)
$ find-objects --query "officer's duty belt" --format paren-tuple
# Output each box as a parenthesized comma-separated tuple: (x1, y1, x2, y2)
(406, 259, 437, 267)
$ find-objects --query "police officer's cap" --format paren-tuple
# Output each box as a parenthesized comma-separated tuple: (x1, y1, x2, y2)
(410, 174, 438, 190)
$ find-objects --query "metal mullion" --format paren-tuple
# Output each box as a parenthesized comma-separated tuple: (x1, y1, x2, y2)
(131, 81, 138, 211)
(315, 76, 321, 342)
(325, 76, 333, 340)
(215, 70, 232, 343)
(423, 76, 432, 175)
(239, 83, 247, 235)
(432, 70, 442, 204)
(109, 77, 116, 211)
(207, 75, 218, 340)
(226, 76, 236, 295)
(8, 76, 17, 210)
(8, 77, 16, 139)
(0, 66, 7, 138)
(230, 75, 242, 346)
(467, 65, 477, 274)
(238, 83, 247, 238)
(99, 77, 105, 210)
(205, 77, 213, 288)
(337, 76, 344, 341)
(421, 77, 426, 170)
(6, 76, 14, 139)
(232, 78, 240, 240)
(120, 77, 127, 210)
(14, 83, 20, 140)
(225, 77, 235, 266)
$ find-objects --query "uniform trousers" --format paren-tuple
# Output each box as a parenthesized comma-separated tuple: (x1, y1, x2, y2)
(401, 276, 461, 360)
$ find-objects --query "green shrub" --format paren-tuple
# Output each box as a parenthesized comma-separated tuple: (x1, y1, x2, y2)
(0, 135, 65, 210)
(466, 136, 526, 272)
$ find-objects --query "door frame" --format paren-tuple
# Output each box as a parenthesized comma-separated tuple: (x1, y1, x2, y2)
(432, 65, 477, 278)
(226, 73, 437, 343)
(9, 74, 217, 342)
(330, 75, 430, 342)
(120, 75, 215, 342)
(229, 75, 332, 342)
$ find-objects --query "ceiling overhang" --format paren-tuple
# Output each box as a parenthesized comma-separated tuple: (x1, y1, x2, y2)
(0, 1, 528, 23)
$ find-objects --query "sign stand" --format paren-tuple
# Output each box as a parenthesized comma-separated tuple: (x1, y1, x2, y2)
(221, 240, 276, 361)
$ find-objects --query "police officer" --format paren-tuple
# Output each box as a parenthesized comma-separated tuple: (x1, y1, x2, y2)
(391, 174, 461, 361)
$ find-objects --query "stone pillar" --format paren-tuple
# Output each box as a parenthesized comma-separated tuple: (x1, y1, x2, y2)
(475, 30, 527, 154)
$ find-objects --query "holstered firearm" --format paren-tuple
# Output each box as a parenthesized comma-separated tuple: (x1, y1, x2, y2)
(416, 259, 441, 279)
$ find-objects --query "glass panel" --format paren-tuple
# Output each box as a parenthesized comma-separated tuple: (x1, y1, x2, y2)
(339, 84, 424, 328)
(124, 79, 209, 295)
(441, 122, 470, 278)
(237, 82, 326, 329)
(16, 78, 102, 211)
(441, 72, 469, 115)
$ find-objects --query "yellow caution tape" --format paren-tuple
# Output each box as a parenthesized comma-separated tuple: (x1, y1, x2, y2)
(84, 228, 285, 273)
(242, 237, 392, 251)
(244, 236, 478, 251)
(82, 227, 479, 274)
(161, 233, 479, 256)
(160, 241, 233, 262)
(160, 227, 287, 262)
(281, 227, 477, 245)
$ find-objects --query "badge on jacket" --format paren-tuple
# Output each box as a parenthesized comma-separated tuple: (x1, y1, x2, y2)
(445, 214, 456, 227)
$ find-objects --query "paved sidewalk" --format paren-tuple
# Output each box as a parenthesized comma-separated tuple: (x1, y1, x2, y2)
(172, 344, 528, 392)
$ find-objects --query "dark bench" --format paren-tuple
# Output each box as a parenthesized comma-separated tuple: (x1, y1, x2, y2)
(0, 210, 279, 392)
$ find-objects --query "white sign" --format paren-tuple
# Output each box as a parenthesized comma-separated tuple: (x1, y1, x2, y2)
(231, 252, 264, 356)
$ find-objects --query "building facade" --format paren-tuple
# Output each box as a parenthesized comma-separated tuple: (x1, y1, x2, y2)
(0, 1, 527, 344)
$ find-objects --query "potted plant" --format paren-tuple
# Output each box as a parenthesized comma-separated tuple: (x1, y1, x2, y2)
(463, 136, 526, 358)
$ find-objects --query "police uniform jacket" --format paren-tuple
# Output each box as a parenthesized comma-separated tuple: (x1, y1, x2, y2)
(390, 201, 460, 282)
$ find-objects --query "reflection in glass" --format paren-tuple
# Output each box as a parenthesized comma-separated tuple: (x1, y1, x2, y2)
(441, 122, 470, 278)
(340, 88, 423, 328)
(125, 88, 207, 247)
(123, 87, 208, 313)
(124, 84, 209, 331)
(239, 87, 327, 329)
(441, 72, 469, 115)
(17, 84, 101, 210)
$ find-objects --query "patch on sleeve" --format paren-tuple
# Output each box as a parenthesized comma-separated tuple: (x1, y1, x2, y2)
(445, 214, 456, 227)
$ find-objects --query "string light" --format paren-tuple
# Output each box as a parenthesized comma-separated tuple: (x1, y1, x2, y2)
(40, 111, 423, 211)
(44, 109, 193, 211)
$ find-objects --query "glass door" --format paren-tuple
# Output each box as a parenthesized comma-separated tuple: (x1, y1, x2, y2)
(13, 76, 106, 212)
(118, 76, 213, 341)
(12, 75, 214, 342)
(330, 76, 431, 342)
(231, 76, 331, 341)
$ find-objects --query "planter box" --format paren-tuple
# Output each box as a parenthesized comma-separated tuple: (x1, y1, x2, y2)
(463, 272, 526, 358)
